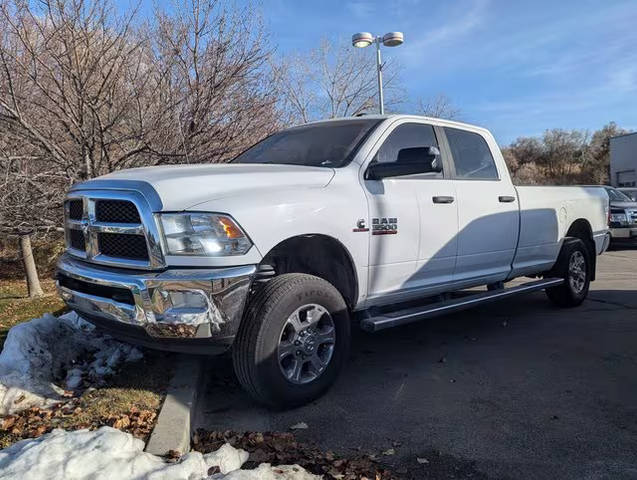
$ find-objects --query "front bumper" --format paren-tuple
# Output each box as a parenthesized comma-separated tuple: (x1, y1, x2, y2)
(56, 254, 255, 353)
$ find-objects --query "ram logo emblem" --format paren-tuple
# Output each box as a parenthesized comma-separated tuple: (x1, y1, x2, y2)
(372, 217, 398, 235)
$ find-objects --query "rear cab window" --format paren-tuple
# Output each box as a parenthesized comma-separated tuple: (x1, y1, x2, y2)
(444, 127, 499, 180)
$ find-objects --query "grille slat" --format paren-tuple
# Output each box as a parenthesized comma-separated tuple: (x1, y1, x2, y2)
(58, 274, 134, 305)
(98, 232, 149, 261)
(96, 200, 141, 224)
(69, 229, 86, 251)
(68, 200, 83, 220)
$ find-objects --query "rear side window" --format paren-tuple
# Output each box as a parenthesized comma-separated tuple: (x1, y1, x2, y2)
(444, 127, 499, 180)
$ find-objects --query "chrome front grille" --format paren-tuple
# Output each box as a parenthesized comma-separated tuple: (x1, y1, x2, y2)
(69, 229, 86, 251)
(98, 232, 149, 260)
(95, 200, 141, 223)
(64, 190, 164, 270)
(68, 200, 83, 220)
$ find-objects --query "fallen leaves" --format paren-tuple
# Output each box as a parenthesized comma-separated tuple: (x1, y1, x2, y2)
(193, 430, 399, 480)
(0, 401, 158, 447)
(104, 407, 157, 437)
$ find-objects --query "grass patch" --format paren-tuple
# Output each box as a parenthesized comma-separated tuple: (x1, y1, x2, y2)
(0, 279, 66, 348)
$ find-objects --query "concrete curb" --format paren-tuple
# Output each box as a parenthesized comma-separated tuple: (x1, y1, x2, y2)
(145, 354, 203, 456)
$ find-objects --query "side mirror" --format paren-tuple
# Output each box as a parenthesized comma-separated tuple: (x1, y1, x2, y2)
(366, 146, 442, 180)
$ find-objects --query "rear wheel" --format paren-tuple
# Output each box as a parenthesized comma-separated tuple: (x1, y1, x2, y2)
(232, 273, 350, 408)
(545, 238, 591, 307)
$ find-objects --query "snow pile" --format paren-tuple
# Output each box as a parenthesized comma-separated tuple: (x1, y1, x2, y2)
(0, 427, 320, 480)
(0, 312, 142, 415)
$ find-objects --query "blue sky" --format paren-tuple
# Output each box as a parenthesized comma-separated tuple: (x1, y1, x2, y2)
(126, 0, 637, 144)
(261, 0, 637, 144)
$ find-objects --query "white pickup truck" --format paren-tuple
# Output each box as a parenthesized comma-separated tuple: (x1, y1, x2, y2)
(57, 115, 610, 407)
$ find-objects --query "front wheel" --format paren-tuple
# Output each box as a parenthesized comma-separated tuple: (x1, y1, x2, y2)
(545, 238, 591, 307)
(232, 273, 350, 408)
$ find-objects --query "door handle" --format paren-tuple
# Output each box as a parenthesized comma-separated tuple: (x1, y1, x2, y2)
(498, 195, 516, 203)
(432, 196, 455, 204)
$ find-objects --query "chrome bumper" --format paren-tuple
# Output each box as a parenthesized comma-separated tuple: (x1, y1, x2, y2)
(56, 254, 255, 344)
(610, 227, 637, 239)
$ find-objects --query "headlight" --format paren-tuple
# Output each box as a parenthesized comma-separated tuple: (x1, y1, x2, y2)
(610, 213, 627, 224)
(159, 213, 252, 256)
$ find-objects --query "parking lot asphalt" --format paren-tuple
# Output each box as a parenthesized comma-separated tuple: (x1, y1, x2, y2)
(194, 247, 637, 479)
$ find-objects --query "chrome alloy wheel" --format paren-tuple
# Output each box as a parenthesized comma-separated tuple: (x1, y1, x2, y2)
(277, 304, 336, 385)
(568, 250, 587, 293)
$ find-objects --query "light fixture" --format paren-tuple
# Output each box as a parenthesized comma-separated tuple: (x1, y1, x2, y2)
(382, 32, 404, 47)
(350, 31, 404, 114)
(351, 32, 374, 48)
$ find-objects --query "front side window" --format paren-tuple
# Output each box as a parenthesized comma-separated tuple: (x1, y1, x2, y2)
(373, 123, 442, 178)
(232, 119, 380, 168)
(445, 127, 499, 180)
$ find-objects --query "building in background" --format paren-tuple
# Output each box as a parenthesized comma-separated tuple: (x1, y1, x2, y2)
(610, 132, 637, 187)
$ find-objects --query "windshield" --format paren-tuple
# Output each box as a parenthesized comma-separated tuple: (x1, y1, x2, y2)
(232, 119, 380, 168)
(620, 189, 637, 201)
(605, 187, 632, 202)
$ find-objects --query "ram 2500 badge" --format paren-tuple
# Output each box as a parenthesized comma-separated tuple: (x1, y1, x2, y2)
(57, 115, 610, 407)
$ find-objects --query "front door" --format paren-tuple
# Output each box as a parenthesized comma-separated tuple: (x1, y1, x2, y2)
(363, 122, 458, 304)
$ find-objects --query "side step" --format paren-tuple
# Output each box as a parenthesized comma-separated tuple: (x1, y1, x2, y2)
(360, 278, 564, 332)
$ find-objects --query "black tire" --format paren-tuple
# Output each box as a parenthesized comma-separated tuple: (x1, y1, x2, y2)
(232, 273, 350, 408)
(545, 238, 591, 307)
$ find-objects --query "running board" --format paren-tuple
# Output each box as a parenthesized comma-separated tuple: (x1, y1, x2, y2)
(360, 278, 564, 332)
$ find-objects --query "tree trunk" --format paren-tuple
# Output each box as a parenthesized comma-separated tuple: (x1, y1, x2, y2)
(19, 235, 44, 298)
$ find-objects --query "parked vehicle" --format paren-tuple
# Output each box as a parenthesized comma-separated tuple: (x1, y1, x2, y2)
(57, 115, 610, 407)
(605, 186, 637, 243)
(618, 187, 637, 201)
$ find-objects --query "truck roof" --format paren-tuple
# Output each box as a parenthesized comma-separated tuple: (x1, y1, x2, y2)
(299, 114, 491, 136)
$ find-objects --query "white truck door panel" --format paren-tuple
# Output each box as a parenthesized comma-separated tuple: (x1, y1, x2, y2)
(454, 180, 518, 279)
(366, 179, 420, 297)
(443, 127, 519, 282)
(412, 184, 458, 287)
(363, 122, 458, 301)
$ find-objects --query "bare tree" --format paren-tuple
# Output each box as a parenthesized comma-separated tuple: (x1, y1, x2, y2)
(582, 122, 627, 184)
(0, 0, 280, 292)
(0, 136, 66, 295)
(503, 123, 631, 185)
(418, 94, 460, 120)
(148, 0, 280, 164)
(274, 38, 404, 124)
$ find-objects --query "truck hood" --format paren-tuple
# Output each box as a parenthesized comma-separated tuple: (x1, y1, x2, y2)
(610, 201, 637, 209)
(80, 164, 336, 211)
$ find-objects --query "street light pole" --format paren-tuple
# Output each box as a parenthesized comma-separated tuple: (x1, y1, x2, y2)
(375, 37, 384, 114)
(352, 31, 404, 115)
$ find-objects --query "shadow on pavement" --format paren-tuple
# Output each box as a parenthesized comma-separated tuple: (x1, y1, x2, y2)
(197, 290, 637, 480)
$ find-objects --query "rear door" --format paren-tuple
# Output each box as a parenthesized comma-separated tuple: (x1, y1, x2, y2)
(442, 127, 519, 283)
(363, 122, 458, 303)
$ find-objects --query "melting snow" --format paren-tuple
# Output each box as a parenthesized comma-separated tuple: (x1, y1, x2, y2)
(0, 312, 143, 415)
(0, 427, 320, 479)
